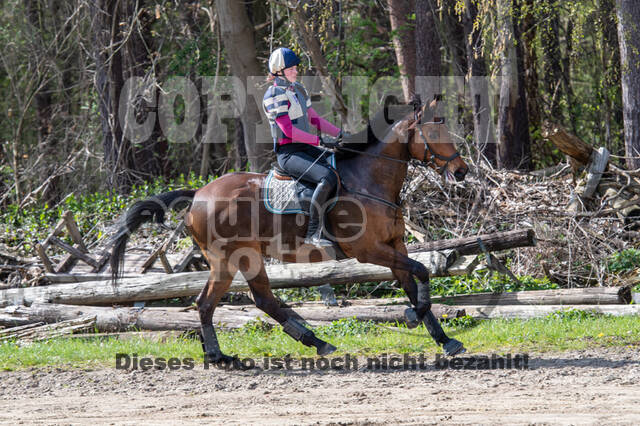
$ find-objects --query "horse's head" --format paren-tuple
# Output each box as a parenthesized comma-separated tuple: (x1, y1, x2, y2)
(407, 101, 468, 182)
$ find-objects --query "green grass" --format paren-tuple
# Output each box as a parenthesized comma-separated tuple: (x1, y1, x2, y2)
(1, 313, 639, 370)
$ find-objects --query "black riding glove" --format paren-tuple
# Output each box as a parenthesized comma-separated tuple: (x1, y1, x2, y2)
(319, 136, 342, 149)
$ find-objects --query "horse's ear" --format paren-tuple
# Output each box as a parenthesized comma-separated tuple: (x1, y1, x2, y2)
(419, 98, 438, 122)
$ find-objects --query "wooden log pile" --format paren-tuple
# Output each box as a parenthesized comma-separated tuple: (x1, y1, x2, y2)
(0, 249, 481, 307)
(542, 121, 640, 221)
(0, 315, 96, 344)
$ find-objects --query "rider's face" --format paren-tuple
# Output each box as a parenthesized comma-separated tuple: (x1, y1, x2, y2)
(283, 65, 298, 82)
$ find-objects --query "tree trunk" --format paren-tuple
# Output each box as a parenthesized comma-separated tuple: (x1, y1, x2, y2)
(616, 0, 640, 169)
(217, 0, 271, 172)
(462, 0, 496, 165)
(599, 0, 622, 152)
(415, 0, 441, 100)
(387, 0, 417, 102)
(91, 0, 142, 190)
(496, 0, 532, 170)
(521, 0, 541, 131)
(25, 0, 59, 202)
(540, 0, 563, 119)
(289, 2, 349, 126)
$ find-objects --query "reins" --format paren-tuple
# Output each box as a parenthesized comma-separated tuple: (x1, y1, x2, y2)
(331, 119, 461, 211)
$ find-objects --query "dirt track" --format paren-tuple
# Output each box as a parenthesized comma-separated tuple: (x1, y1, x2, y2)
(1, 347, 639, 425)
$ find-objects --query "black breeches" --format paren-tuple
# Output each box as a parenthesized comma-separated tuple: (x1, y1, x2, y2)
(276, 145, 338, 189)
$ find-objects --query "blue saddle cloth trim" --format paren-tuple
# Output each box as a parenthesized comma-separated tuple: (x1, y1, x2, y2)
(263, 153, 338, 215)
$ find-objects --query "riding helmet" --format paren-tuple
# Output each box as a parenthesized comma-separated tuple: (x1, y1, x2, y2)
(269, 47, 301, 74)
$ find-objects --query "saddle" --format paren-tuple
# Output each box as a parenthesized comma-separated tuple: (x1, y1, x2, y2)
(263, 154, 339, 215)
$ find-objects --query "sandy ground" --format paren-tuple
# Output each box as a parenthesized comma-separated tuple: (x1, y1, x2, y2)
(1, 347, 639, 425)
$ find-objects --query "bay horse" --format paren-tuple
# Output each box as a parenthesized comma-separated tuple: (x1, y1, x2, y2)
(111, 99, 469, 363)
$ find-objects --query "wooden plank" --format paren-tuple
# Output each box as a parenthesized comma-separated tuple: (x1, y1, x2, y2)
(49, 237, 98, 268)
(55, 253, 79, 274)
(0, 316, 96, 343)
(159, 253, 173, 274)
(41, 216, 69, 247)
(44, 273, 161, 284)
(63, 211, 88, 252)
(35, 243, 54, 273)
(172, 247, 199, 274)
(0, 250, 465, 307)
(0, 322, 45, 337)
(140, 222, 185, 273)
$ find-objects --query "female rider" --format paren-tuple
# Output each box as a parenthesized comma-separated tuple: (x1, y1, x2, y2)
(262, 47, 343, 248)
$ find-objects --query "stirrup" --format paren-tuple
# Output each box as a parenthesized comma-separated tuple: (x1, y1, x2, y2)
(304, 231, 334, 248)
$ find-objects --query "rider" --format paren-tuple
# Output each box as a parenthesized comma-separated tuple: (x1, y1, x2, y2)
(263, 47, 343, 248)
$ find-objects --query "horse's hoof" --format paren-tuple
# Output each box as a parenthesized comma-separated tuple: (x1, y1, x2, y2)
(404, 308, 420, 329)
(316, 342, 337, 356)
(205, 352, 238, 366)
(443, 339, 466, 357)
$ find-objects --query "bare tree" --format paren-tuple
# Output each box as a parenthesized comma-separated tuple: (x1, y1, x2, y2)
(91, 0, 165, 189)
(387, 0, 416, 102)
(496, 0, 531, 170)
(289, 1, 349, 126)
(415, 0, 441, 101)
(616, 0, 640, 168)
(217, 0, 271, 172)
(462, 0, 496, 165)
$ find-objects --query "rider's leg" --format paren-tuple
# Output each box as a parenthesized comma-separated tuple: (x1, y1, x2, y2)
(304, 177, 335, 247)
(276, 148, 338, 247)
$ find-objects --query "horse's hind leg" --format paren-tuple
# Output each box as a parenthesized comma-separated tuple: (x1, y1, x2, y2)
(238, 250, 336, 356)
(197, 257, 237, 363)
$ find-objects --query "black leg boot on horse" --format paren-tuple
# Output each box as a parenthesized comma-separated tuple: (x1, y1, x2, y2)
(404, 279, 466, 357)
(304, 177, 334, 248)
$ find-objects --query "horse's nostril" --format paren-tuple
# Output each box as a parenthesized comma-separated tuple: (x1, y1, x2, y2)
(454, 169, 467, 181)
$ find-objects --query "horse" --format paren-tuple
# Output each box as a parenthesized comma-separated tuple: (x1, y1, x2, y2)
(111, 99, 469, 364)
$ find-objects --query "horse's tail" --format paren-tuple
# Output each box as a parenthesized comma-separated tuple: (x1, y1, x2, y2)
(110, 189, 197, 285)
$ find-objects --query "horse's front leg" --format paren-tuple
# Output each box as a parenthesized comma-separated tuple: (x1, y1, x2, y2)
(362, 241, 465, 356)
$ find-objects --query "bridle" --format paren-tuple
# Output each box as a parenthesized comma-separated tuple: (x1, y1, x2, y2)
(416, 119, 461, 176)
(335, 119, 461, 176)
(327, 114, 462, 211)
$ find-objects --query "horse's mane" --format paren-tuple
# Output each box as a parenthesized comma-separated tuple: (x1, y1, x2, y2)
(337, 96, 415, 160)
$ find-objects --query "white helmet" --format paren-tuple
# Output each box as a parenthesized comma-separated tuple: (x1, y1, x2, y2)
(269, 47, 301, 74)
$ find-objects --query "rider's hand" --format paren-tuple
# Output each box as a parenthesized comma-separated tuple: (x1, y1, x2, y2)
(319, 136, 342, 149)
(337, 130, 351, 142)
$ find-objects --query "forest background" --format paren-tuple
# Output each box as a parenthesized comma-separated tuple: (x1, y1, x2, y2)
(1, 0, 639, 255)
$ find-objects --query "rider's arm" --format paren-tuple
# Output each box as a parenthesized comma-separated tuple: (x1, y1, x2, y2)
(275, 114, 320, 146)
(307, 107, 340, 137)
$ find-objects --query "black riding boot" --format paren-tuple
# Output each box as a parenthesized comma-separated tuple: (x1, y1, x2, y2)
(304, 178, 334, 247)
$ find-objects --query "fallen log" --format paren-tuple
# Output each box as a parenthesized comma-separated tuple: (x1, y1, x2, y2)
(0, 302, 465, 331)
(465, 304, 640, 319)
(434, 286, 632, 306)
(0, 250, 478, 307)
(542, 121, 593, 165)
(407, 229, 535, 255)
